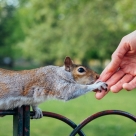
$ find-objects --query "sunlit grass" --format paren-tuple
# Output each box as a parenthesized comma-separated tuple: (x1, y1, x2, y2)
(0, 90, 136, 136)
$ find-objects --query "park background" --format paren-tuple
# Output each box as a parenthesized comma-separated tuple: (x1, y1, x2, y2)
(0, 0, 136, 135)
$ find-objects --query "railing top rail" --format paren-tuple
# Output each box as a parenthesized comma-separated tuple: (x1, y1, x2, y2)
(0, 106, 136, 136)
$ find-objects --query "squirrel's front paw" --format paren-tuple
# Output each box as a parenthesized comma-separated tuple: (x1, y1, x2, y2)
(95, 81, 108, 92)
(32, 106, 43, 119)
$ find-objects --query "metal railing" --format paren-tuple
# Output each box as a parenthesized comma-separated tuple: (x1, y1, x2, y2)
(0, 106, 136, 136)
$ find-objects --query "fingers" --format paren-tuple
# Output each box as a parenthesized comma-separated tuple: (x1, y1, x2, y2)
(99, 54, 124, 82)
(99, 37, 131, 82)
(95, 90, 108, 100)
(110, 74, 133, 93)
(123, 76, 136, 91)
(95, 31, 136, 100)
(106, 70, 125, 88)
(96, 74, 135, 100)
(99, 61, 119, 82)
(96, 70, 125, 99)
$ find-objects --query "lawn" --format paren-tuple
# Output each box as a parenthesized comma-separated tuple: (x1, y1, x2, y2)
(0, 90, 136, 136)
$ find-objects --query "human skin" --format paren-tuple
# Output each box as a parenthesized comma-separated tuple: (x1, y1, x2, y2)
(95, 30, 136, 99)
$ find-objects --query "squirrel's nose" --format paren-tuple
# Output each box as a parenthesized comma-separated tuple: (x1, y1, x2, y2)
(96, 74, 100, 79)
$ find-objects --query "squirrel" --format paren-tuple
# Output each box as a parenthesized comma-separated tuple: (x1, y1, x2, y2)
(0, 57, 107, 119)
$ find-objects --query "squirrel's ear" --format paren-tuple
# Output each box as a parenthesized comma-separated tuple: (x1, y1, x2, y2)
(64, 57, 73, 72)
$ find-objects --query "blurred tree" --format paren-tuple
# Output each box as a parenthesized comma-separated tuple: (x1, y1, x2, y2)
(17, 0, 136, 66)
(0, 2, 14, 56)
(0, 0, 136, 67)
(0, 0, 24, 67)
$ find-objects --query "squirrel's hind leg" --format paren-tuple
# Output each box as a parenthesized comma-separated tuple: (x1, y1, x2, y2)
(31, 105, 43, 119)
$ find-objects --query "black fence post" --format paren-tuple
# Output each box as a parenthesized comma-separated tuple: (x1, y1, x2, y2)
(23, 106, 30, 136)
(13, 107, 24, 136)
(13, 106, 30, 136)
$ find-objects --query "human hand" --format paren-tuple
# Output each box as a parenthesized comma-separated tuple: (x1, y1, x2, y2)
(95, 30, 136, 99)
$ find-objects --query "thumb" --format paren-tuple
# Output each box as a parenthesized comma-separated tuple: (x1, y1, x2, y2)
(99, 57, 121, 82)
(100, 39, 129, 81)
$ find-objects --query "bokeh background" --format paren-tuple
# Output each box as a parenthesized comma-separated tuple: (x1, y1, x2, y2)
(1, 0, 136, 70)
(0, 0, 136, 136)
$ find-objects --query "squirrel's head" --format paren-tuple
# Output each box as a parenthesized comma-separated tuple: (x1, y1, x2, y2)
(64, 57, 99, 85)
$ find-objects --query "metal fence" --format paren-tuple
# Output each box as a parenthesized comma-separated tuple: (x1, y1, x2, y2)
(0, 106, 136, 136)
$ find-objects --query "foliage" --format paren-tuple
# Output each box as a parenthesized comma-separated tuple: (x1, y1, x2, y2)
(0, 0, 136, 66)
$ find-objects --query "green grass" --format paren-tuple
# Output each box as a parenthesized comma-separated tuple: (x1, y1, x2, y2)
(1, 90, 136, 136)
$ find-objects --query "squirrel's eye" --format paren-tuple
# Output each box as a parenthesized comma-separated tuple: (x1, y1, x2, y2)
(78, 68, 85, 73)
